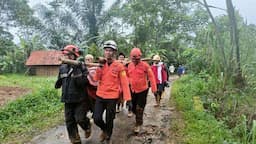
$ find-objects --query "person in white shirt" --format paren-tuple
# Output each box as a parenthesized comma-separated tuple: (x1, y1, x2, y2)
(169, 64, 175, 74)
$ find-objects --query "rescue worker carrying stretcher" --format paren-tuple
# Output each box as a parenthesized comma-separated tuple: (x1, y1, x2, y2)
(55, 45, 92, 144)
(127, 48, 157, 133)
(93, 40, 131, 144)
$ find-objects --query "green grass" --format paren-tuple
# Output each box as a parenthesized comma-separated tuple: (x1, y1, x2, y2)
(0, 74, 64, 143)
(0, 74, 56, 90)
(170, 75, 236, 144)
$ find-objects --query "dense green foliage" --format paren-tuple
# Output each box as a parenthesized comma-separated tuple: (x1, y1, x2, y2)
(0, 0, 208, 73)
(0, 0, 256, 143)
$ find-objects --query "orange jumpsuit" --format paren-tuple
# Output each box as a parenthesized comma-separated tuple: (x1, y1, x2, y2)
(93, 60, 131, 139)
(127, 61, 157, 126)
(94, 60, 131, 101)
(128, 61, 157, 93)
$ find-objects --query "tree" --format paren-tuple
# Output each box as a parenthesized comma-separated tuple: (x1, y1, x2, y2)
(33, 0, 105, 49)
(0, 0, 45, 73)
(108, 0, 209, 64)
(64, 0, 104, 44)
(226, 0, 243, 86)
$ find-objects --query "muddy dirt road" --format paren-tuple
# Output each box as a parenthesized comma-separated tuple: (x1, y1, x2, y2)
(29, 77, 178, 144)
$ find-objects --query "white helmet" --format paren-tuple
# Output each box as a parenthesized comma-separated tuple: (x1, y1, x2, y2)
(103, 40, 117, 50)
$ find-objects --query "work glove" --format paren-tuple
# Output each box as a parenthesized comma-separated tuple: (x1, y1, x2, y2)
(54, 79, 62, 89)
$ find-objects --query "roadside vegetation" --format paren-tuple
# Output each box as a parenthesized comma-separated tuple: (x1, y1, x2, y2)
(1, 0, 256, 143)
(0, 74, 63, 143)
(170, 74, 256, 144)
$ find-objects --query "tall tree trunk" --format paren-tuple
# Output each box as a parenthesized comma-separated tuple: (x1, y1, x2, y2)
(201, 0, 227, 73)
(88, 1, 99, 44)
(226, 0, 244, 86)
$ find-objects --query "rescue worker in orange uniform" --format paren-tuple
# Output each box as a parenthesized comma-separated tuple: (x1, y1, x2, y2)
(127, 47, 157, 133)
(55, 45, 91, 144)
(93, 40, 131, 144)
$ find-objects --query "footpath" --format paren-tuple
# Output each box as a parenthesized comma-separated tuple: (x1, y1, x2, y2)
(29, 76, 178, 144)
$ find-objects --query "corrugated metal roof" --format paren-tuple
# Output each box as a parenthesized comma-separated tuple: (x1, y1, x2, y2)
(25, 50, 63, 66)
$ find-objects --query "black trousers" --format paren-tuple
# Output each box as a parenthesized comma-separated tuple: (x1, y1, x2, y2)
(126, 100, 132, 111)
(131, 88, 149, 125)
(93, 96, 117, 139)
(64, 101, 91, 142)
(155, 83, 165, 98)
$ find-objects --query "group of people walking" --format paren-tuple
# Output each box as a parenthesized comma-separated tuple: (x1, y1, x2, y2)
(55, 40, 169, 144)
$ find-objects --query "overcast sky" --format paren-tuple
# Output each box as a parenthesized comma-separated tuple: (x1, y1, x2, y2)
(102, 0, 256, 24)
(29, 0, 255, 24)
(207, 0, 256, 24)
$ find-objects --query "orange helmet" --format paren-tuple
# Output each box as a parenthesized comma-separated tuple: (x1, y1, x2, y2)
(130, 47, 142, 59)
(62, 45, 80, 57)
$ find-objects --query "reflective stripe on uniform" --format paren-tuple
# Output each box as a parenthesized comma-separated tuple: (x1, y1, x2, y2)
(60, 73, 68, 78)
(120, 70, 126, 77)
(72, 73, 82, 78)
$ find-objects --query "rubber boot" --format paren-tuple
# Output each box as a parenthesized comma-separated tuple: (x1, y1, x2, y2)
(134, 106, 144, 133)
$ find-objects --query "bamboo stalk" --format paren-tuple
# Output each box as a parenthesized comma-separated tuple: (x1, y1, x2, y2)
(59, 57, 152, 67)
(59, 57, 101, 67)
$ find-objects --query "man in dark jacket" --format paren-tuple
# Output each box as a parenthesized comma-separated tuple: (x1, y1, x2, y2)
(55, 45, 91, 144)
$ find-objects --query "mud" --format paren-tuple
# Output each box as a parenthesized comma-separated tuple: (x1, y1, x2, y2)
(29, 76, 178, 144)
(0, 86, 31, 106)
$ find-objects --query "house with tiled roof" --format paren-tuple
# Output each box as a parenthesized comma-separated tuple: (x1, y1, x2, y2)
(25, 50, 63, 76)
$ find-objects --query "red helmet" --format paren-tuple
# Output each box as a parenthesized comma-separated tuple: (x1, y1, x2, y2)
(130, 47, 142, 59)
(62, 45, 80, 57)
